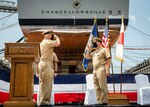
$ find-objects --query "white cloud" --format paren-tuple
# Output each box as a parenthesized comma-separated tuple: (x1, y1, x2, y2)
(148, 17, 150, 21)
(129, 15, 136, 22)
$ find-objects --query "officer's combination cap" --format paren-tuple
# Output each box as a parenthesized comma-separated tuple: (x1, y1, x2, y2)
(42, 30, 53, 36)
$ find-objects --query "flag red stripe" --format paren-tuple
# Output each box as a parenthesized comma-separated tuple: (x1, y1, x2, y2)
(0, 92, 137, 103)
(118, 32, 124, 45)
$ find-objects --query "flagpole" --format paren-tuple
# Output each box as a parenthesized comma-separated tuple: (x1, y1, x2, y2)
(111, 16, 130, 105)
(110, 48, 115, 93)
(106, 15, 115, 94)
(120, 62, 123, 93)
(111, 61, 115, 93)
(120, 16, 124, 94)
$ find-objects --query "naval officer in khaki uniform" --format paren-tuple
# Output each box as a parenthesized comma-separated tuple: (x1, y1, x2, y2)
(38, 31, 60, 105)
(86, 37, 111, 105)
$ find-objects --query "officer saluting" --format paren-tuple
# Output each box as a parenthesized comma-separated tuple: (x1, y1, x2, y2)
(38, 30, 60, 105)
(85, 37, 111, 105)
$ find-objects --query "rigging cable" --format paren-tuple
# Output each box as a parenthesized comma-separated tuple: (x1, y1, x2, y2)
(128, 24, 150, 40)
(0, 22, 18, 31)
(0, 13, 14, 20)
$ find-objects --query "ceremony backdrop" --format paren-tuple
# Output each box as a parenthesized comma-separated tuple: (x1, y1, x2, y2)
(1, 69, 150, 103)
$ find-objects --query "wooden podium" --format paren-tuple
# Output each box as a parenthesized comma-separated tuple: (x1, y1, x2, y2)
(4, 43, 40, 107)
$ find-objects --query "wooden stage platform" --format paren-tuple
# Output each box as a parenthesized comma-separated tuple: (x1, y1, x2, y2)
(1, 103, 150, 107)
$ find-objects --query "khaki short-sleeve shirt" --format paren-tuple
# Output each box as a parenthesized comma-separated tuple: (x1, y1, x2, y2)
(40, 39, 56, 62)
(91, 48, 110, 69)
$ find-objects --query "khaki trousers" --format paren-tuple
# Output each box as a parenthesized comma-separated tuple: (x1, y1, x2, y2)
(38, 61, 54, 105)
(93, 66, 108, 104)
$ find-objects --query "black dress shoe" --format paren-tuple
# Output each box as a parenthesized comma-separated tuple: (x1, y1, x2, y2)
(40, 104, 52, 107)
(100, 103, 107, 105)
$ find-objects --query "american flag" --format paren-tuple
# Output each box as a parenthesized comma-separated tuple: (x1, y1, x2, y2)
(102, 22, 110, 48)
